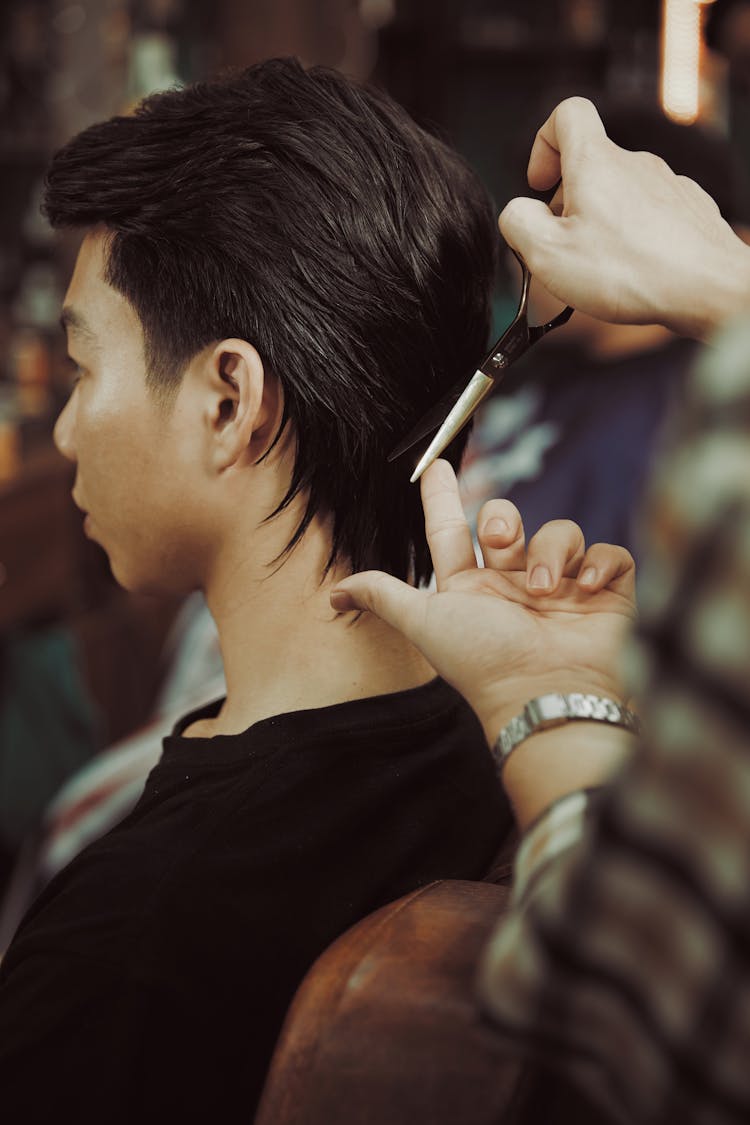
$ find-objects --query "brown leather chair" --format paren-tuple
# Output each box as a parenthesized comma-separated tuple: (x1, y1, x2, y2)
(255, 836, 605, 1124)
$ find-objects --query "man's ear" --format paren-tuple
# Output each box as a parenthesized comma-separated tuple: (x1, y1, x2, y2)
(202, 339, 281, 472)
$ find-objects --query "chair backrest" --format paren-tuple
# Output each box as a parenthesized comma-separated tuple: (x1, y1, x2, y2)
(256, 825, 605, 1125)
(255, 879, 522, 1125)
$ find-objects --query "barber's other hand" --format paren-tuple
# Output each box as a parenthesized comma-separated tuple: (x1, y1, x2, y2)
(499, 97, 750, 341)
(330, 459, 635, 747)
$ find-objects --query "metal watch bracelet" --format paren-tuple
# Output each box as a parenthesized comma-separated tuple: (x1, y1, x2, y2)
(491, 692, 640, 772)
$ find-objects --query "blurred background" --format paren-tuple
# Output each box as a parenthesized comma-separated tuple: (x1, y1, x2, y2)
(0, 0, 748, 911)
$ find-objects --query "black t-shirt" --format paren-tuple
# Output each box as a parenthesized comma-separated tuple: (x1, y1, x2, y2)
(0, 677, 510, 1123)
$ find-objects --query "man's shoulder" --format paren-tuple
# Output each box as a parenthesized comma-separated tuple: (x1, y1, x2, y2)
(4, 677, 505, 977)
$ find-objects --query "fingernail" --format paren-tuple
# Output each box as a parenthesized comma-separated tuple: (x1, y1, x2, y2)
(484, 517, 510, 538)
(330, 589, 355, 612)
(528, 565, 551, 590)
(579, 566, 597, 588)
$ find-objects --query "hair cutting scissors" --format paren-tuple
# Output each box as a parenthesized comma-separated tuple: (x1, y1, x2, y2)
(388, 250, 574, 482)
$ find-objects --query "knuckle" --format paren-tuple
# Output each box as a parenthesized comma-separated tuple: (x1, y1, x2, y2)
(562, 95, 595, 118)
(636, 150, 669, 174)
(478, 498, 522, 534)
(589, 543, 635, 570)
(677, 175, 719, 208)
(367, 571, 390, 612)
(559, 96, 604, 140)
(499, 196, 526, 230)
(533, 518, 584, 545)
(427, 515, 468, 539)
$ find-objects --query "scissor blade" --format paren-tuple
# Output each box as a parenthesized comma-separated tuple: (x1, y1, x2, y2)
(388, 322, 521, 463)
(410, 370, 495, 483)
(387, 376, 467, 462)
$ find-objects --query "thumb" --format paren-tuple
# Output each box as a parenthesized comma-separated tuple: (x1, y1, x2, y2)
(331, 570, 427, 642)
(498, 196, 561, 272)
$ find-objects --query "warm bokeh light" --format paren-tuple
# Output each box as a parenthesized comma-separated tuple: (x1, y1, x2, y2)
(661, 0, 703, 124)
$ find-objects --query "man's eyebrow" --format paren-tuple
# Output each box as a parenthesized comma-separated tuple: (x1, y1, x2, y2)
(60, 306, 97, 345)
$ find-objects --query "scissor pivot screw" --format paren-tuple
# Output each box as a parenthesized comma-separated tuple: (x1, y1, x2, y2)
(491, 352, 508, 368)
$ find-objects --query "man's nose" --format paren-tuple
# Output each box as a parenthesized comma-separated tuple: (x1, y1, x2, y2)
(54, 392, 77, 463)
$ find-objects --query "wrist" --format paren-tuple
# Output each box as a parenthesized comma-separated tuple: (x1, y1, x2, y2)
(501, 721, 634, 830)
(675, 238, 750, 341)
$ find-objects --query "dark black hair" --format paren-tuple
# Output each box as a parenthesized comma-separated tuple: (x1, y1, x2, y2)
(43, 58, 497, 583)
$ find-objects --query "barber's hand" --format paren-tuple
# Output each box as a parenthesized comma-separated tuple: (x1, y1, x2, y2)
(330, 459, 636, 746)
(499, 97, 750, 341)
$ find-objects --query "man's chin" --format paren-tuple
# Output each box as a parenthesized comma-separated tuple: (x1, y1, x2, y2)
(105, 553, 156, 596)
(108, 557, 197, 600)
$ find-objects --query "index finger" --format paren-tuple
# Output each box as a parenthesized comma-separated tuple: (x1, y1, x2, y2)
(421, 459, 477, 588)
(527, 97, 606, 191)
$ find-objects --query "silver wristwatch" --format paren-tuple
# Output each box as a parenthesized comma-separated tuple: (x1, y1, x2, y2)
(492, 692, 640, 770)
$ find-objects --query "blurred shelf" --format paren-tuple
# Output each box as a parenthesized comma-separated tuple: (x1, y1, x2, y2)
(454, 41, 610, 66)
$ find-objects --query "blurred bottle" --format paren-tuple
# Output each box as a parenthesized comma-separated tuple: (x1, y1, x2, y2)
(9, 328, 51, 419)
(127, 31, 181, 104)
(0, 405, 22, 482)
(10, 262, 61, 419)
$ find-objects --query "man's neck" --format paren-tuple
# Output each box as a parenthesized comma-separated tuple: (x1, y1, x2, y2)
(193, 516, 434, 738)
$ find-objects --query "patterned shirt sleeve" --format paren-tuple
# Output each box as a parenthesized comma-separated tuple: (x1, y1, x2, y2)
(477, 317, 750, 1125)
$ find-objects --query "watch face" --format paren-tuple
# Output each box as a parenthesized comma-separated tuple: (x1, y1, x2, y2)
(527, 693, 569, 728)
